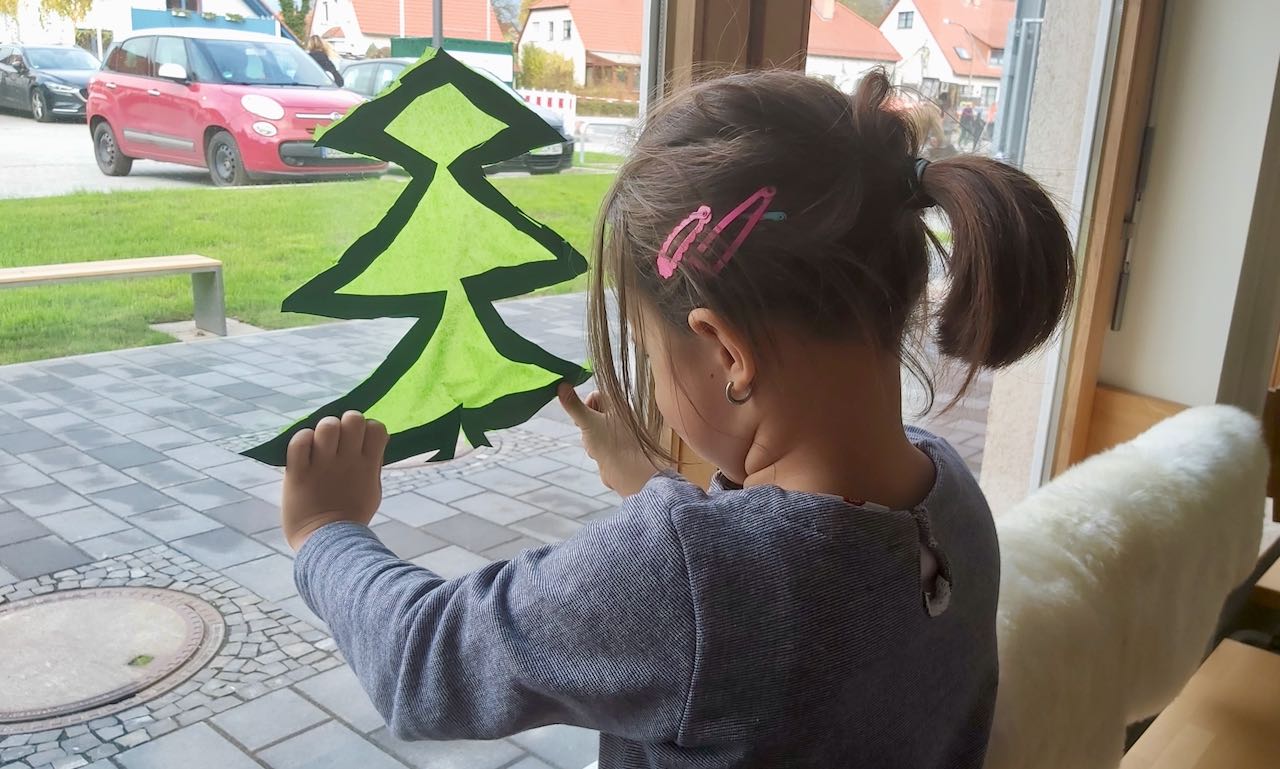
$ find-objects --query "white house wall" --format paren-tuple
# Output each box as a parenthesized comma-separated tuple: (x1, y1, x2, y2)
(880, 0, 959, 87)
(3, 0, 260, 47)
(805, 55, 890, 93)
(520, 7, 586, 86)
(309, 0, 368, 55)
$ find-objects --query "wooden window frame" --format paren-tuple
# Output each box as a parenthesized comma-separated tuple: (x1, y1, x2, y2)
(1051, 0, 1169, 473)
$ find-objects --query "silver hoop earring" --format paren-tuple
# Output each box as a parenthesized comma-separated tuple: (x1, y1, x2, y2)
(725, 380, 752, 405)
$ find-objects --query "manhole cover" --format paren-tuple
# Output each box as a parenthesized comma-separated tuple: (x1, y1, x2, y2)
(0, 587, 224, 733)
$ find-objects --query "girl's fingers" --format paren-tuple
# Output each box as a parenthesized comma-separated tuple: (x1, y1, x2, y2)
(339, 411, 366, 457)
(313, 416, 341, 458)
(558, 382, 594, 428)
(286, 428, 314, 471)
(364, 419, 390, 462)
(584, 390, 604, 413)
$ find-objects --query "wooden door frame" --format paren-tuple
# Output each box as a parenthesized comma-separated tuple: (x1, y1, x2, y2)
(662, 0, 810, 92)
(1051, 0, 1168, 474)
(654, 0, 812, 486)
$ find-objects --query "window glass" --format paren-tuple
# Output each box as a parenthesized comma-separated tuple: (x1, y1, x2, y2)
(374, 63, 403, 95)
(344, 62, 376, 97)
(116, 37, 154, 77)
(154, 37, 189, 75)
(191, 38, 330, 86)
(25, 47, 98, 69)
(898, 11, 913, 29)
(186, 38, 216, 82)
(564, 20, 572, 40)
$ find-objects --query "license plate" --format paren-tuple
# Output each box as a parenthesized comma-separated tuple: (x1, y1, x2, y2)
(320, 146, 357, 159)
(530, 144, 562, 156)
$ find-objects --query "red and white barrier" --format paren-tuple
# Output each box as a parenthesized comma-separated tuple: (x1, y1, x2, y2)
(516, 89, 577, 127)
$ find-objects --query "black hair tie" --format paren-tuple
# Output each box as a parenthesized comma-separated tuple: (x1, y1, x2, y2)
(906, 157, 935, 210)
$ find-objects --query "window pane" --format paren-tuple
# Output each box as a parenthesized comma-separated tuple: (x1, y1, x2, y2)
(119, 36, 154, 77)
(345, 63, 375, 96)
(154, 37, 189, 73)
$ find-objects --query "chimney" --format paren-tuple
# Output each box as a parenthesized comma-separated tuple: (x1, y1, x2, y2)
(816, 0, 835, 21)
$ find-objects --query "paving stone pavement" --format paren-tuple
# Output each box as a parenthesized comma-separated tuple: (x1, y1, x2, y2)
(0, 292, 988, 769)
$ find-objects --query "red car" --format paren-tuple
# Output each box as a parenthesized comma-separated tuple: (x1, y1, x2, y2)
(87, 28, 385, 186)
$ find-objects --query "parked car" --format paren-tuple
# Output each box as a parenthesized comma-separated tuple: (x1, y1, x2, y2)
(340, 57, 574, 174)
(0, 43, 99, 122)
(87, 28, 385, 186)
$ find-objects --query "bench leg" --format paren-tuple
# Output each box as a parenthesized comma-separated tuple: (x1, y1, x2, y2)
(192, 269, 227, 337)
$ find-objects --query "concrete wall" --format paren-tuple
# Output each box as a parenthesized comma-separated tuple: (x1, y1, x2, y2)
(1097, 0, 1280, 406)
(520, 7, 585, 86)
(978, 0, 1103, 515)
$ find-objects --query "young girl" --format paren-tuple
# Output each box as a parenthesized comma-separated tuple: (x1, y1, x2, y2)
(280, 70, 1073, 768)
(305, 35, 344, 88)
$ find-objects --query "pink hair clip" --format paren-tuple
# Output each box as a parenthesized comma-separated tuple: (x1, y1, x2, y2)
(656, 186, 781, 280)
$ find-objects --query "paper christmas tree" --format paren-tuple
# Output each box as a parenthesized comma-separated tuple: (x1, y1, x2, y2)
(243, 49, 590, 466)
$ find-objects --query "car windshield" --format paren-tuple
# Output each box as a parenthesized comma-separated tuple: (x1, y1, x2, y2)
(474, 67, 523, 101)
(26, 47, 99, 70)
(191, 38, 333, 87)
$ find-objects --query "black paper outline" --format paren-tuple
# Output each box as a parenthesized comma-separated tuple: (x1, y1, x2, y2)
(242, 50, 590, 466)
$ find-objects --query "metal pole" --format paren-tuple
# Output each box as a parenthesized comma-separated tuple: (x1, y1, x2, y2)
(638, 0, 664, 118)
(433, 0, 443, 49)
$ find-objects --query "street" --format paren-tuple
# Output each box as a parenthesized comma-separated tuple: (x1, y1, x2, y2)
(0, 111, 214, 199)
(0, 112, 604, 201)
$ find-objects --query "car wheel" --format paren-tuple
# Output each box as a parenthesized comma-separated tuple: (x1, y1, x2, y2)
(93, 122, 133, 176)
(31, 89, 52, 122)
(206, 130, 250, 187)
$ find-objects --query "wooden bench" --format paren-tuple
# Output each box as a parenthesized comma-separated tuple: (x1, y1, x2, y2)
(1121, 639, 1280, 768)
(0, 255, 227, 336)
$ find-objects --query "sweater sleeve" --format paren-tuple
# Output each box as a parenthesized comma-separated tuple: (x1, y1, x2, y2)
(293, 487, 696, 743)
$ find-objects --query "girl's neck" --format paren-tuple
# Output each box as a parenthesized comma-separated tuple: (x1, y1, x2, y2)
(739, 342, 936, 511)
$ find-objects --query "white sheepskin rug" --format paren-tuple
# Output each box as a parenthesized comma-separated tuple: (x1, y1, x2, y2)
(984, 405, 1267, 769)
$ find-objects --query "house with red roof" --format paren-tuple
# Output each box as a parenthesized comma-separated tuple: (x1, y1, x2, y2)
(880, 0, 1013, 106)
(805, 0, 900, 93)
(518, 0, 643, 93)
(309, 0, 504, 63)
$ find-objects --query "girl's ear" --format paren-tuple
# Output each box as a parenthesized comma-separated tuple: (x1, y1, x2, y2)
(687, 308, 756, 391)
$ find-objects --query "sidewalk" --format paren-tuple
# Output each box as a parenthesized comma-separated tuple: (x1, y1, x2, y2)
(0, 292, 988, 769)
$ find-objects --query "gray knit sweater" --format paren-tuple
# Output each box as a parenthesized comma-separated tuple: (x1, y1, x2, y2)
(295, 427, 1000, 768)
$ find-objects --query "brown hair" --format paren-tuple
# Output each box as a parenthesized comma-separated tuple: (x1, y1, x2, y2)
(588, 69, 1074, 460)
(306, 35, 332, 57)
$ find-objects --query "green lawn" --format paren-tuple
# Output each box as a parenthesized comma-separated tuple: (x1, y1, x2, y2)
(574, 151, 624, 169)
(0, 172, 613, 365)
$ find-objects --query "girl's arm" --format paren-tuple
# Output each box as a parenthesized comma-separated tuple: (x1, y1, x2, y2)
(293, 495, 695, 743)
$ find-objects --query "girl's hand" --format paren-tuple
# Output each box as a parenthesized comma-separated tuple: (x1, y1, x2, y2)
(282, 411, 389, 551)
(558, 383, 662, 497)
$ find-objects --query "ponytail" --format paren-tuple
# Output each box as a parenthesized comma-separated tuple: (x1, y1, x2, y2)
(920, 156, 1074, 371)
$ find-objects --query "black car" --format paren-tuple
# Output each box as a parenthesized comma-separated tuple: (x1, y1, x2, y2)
(0, 43, 99, 122)
(340, 57, 574, 174)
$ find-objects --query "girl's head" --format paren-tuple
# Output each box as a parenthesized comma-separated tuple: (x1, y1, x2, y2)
(307, 35, 330, 55)
(588, 69, 1073, 476)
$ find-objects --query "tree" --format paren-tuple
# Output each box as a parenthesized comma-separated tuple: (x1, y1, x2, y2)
(278, 0, 312, 40)
(245, 50, 590, 466)
(518, 45, 575, 91)
(493, 0, 520, 36)
(838, 0, 893, 24)
(38, 0, 94, 24)
(518, 0, 536, 26)
(0, 0, 18, 23)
